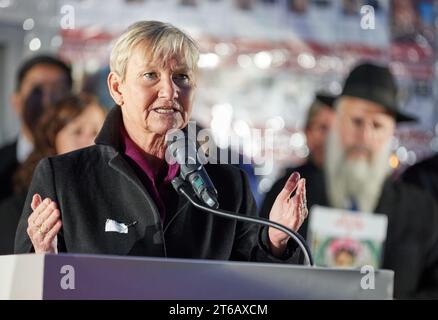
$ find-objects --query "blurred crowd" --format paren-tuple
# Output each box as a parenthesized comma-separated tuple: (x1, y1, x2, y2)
(0, 55, 106, 254)
(260, 62, 438, 298)
(1, 53, 438, 298)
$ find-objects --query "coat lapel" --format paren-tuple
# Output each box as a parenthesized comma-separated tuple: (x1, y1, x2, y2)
(94, 106, 163, 227)
(108, 152, 162, 227)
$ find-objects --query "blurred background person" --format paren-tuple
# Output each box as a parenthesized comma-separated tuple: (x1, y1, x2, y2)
(315, 63, 438, 299)
(390, 0, 435, 46)
(82, 66, 115, 110)
(303, 93, 337, 169)
(0, 94, 105, 255)
(260, 92, 336, 218)
(0, 55, 73, 202)
(391, 0, 420, 42)
(264, 62, 438, 299)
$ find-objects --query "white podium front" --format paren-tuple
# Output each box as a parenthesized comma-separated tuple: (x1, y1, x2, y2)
(0, 253, 393, 300)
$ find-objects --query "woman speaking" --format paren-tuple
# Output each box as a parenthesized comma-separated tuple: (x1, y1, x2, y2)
(15, 21, 307, 262)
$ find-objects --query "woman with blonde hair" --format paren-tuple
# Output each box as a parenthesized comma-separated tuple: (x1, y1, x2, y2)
(15, 21, 307, 262)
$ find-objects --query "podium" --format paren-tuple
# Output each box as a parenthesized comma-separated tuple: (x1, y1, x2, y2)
(0, 253, 393, 299)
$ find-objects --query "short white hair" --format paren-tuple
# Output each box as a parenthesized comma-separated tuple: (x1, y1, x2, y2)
(109, 21, 199, 81)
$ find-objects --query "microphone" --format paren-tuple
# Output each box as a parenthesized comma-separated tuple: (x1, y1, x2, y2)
(166, 135, 220, 209)
(166, 131, 314, 266)
(171, 176, 314, 266)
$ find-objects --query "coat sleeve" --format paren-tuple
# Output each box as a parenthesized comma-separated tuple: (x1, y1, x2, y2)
(14, 157, 65, 254)
(230, 168, 300, 264)
(412, 198, 438, 299)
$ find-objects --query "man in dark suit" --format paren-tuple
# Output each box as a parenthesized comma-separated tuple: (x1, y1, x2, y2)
(0, 55, 72, 202)
(261, 62, 438, 299)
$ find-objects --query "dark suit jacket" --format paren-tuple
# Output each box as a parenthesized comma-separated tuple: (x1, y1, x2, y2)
(0, 140, 19, 202)
(0, 192, 27, 255)
(261, 162, 438, 299)
(402, 153, 438, 200)
(15, 107, 297, 264)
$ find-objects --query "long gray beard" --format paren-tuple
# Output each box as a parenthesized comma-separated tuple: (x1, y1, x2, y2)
(324, 131, 393, 213)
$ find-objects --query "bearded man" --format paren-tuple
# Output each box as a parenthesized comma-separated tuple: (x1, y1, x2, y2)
(261, 62, 438, 299)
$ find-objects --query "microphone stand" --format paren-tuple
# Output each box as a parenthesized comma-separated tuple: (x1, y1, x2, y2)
(172, 177, 314, 266)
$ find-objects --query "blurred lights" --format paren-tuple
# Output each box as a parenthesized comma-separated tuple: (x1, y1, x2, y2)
(430, 137, 438, 152)
(22, 18, 35, 31)
(214, 43, 233, 56)
(319, 55, 342, 71)
(396, 147, 408, 163)
(258, 178, 273, 194)
(296, 145, 310, 159)
(233, 120, 251, 137)
(198, 53, 220, 69)
(407, 151, 417, 166)
(237, 54, 252, 68)
(289, 132, 306, 148)
(271, 50, 287, 67)
(389, 154, 399, 169)
(329, 81, 342, 95)
(266, 116, 285, 131)
(212, 103, 233, 119)
(297, 53, 316, 69)
(51, 35, 63, 48)
(390, 62, 406, 76)
(328, 56, 343, 70)
(253, 51, 272, 69)
(29, 38, 41, 51)
(210, 103, 233, 148)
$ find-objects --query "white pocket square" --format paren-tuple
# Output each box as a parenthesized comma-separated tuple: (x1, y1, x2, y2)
(105, 219, 128, 234)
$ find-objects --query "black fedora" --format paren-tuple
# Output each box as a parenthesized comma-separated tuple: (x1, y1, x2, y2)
(341, 62, 417, 122)
(316, 92, 337, 109)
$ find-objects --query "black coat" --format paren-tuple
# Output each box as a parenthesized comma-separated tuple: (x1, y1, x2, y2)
(15, 107, 296, 264)
(0, 140, 19, 202)
(0, 192, 26, 255)
(402, 153, 438, 200)
(261, 161, 438, 299)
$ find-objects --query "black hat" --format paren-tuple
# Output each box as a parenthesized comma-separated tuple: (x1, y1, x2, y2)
(341, 62, 416, 122)
(315, 92, 337, 109)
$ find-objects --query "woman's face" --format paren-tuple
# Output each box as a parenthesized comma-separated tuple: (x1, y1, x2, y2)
(116, 45, 196, 137)
(55, 104, 105, 155)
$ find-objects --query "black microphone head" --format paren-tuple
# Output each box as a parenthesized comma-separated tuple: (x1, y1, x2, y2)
(165, 131, 200, 177)
(165, 129, 219, 208)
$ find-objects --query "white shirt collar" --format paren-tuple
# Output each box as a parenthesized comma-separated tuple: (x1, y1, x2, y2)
(16, 131, 34, 163)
